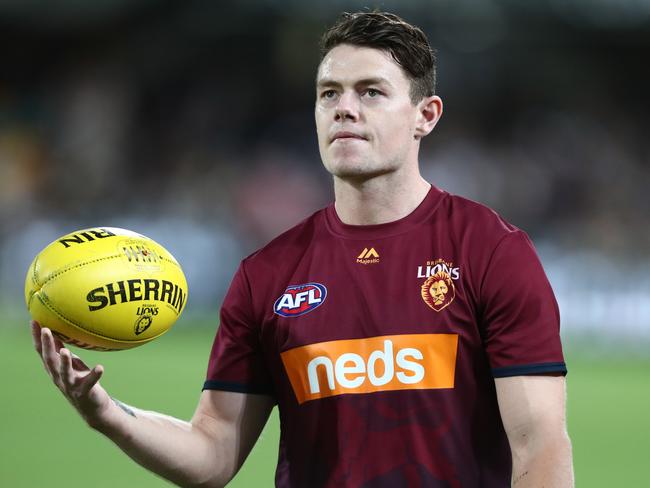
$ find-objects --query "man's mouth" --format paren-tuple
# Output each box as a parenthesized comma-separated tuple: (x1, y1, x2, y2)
(331, 131, 367, 143)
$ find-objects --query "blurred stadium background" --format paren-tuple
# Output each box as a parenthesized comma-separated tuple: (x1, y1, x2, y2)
(1, 0, 649, 486)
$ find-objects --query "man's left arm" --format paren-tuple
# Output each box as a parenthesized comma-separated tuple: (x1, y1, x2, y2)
(495, 375, 574, 487)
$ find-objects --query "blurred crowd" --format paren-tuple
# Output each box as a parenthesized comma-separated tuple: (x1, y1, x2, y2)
(1, 1, 649, 340)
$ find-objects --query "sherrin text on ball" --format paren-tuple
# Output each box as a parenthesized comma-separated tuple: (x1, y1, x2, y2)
(25, 227, 188, 351)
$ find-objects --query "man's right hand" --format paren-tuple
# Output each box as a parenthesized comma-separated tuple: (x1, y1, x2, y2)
(31, 320, 112, 428)
(31, 320, 275, 487)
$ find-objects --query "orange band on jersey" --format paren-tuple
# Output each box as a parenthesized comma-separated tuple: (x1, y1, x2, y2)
(281, 333, 458, 404)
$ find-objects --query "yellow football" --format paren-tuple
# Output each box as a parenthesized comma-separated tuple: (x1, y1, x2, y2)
(25, 227, 188, 351)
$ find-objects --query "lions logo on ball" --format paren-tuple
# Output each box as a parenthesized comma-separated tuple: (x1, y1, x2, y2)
(274, 283, 327, 317)
(134, 315, 153, 335)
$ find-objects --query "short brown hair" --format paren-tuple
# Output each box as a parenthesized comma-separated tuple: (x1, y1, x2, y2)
(319, 11, 436, 104)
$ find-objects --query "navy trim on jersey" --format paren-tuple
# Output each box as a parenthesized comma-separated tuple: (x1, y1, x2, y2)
(491, 362, 567, 378)
(202, 380, 274, 395)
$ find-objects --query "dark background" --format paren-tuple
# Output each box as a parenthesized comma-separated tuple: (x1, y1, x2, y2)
(1, 0, 649, 339)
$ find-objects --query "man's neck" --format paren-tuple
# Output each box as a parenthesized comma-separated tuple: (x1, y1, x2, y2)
(333, 170, 431, 226)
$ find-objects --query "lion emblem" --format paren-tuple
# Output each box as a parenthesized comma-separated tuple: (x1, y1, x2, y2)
(134, 315, 153, 335)
(421, 272, 455, 312)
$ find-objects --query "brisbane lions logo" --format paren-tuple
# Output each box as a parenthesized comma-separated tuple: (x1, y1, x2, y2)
(421, 271, 456, 312)
(134, 315, 153, 335)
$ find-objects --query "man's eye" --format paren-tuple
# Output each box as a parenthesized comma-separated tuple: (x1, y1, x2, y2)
(322, 90, 337, 99)
(366, 89, 380, 97)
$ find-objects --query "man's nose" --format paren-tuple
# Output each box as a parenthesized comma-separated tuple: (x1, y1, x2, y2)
(334, 92, 359, 122)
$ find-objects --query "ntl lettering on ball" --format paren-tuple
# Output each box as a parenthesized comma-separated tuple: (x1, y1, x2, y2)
(87, 279, 185, 314)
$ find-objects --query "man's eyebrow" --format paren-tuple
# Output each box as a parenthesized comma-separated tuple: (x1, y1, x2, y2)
(316, 77, 392, 89)
(355, 77, 392, 88)
(316, 78, 342, 89)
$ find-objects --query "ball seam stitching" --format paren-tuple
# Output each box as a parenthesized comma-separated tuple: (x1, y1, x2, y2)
(40, 255, 123, 287)
(40, 254, 181, 287)
(27, 255, 40, 310)
(36, 292, 158, 344)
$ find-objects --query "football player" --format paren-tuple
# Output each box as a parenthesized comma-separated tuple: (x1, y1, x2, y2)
(33, 11, 573, 487)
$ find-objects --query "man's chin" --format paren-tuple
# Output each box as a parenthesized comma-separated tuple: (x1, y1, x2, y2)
(325, 160, 394, 180)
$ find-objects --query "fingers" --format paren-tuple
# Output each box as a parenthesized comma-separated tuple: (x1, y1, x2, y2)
(40, 327, 63, 387)
(34, 324, 67, 383)
(40, 327, 59, 371)
(79, 365, 104, 396)
(32, 321, 104, 397)
(59, 347, 75, 387)
(31, 325, 108, 423)
(59, 348, 102, 396)
(51, 331, 65, 351)
(31, 321, 43, 355)
(71, 354, 90, 372)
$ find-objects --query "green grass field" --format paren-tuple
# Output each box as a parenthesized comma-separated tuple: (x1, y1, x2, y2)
(1, 320, 649, 487)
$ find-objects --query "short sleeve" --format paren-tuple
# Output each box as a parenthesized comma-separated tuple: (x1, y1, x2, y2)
(480, 231, 567, 377)
(203, 262, 275, 396)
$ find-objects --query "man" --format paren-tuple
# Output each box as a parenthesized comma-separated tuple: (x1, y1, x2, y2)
(33, 11, 574, 487)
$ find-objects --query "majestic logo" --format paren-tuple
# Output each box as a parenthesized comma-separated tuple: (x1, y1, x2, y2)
(280, 333, 458, 404)
(418, 259, 459, 312)
(274, 283, 327, 317)
(357, 247, 380, 265)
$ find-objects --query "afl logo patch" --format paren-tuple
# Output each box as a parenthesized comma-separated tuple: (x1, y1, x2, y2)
(274, 283, 327, 317)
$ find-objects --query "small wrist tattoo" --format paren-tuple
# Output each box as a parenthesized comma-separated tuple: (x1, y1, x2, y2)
(111, 397, 137, 418)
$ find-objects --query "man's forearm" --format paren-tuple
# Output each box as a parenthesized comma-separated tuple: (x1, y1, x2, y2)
(91, 399, 233, 488)
(31, 325, 245, 487)
(511, 433, 574, 487)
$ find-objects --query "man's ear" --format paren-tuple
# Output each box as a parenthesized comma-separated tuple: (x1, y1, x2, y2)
(414, 95, 443, 139)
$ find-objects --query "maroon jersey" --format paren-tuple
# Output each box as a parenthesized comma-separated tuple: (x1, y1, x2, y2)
(204, 185, 566, 487)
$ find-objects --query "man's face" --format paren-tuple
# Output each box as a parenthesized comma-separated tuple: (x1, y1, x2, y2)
(315, 44, 421, 179)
